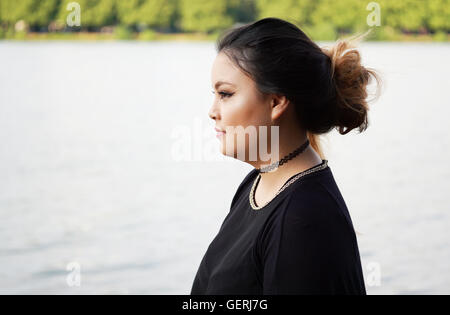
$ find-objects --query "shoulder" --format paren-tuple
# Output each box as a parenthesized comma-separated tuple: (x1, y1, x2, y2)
(241, 167, 260, 189)
(262, 172, 356, 243)
(285, 178, 343, 224)
(229, 168, 259, 209)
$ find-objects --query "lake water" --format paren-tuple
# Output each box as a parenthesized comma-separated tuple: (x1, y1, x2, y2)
(0, 41, 449, 294)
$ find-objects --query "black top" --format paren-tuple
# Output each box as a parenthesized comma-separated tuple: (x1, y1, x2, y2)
(190, 160, 366, 295)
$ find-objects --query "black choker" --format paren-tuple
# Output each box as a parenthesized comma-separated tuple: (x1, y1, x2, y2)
(258, 139, 310, 173)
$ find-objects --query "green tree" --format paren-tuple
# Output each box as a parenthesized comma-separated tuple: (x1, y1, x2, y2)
(310, 0, 367, 33)
(0, 0, 59, 29)
(115, 0, 178, 30)
(255, 0, 317, 26)
(227, 0, 256, 23)
(56, 0, 116, 29)
(179, 0, 233, 33)
(379, 0, 428, 32)
(425, 0, 450, 32)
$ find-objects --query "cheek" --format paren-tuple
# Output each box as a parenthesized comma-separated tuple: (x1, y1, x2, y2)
(219, 94, 270, 161)
(222, 95, 267, 128)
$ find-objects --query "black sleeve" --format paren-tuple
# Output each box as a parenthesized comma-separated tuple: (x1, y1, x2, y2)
(257, 184, 364, 295)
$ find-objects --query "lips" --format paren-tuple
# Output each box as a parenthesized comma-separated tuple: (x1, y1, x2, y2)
(215, 127, 226, 133)
(215, 127, 226, 138)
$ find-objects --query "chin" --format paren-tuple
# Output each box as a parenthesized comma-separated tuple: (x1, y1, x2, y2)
(220, 143, 235, 158)
(220, 139, 251, 162)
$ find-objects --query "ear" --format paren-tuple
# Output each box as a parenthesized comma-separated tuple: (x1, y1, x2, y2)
(270, 94, 290, 121)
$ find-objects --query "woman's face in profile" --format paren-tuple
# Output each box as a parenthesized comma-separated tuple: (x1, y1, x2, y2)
(209, 52, 272, 160)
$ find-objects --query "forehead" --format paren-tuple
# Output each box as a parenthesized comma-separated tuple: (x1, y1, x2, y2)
(211, 52, 247, 87)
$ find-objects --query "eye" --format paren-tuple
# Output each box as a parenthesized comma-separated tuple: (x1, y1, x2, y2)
(211, 90, 234, 100)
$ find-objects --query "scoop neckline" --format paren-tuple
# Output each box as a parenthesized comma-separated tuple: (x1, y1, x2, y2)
(249, 159, 329, 211)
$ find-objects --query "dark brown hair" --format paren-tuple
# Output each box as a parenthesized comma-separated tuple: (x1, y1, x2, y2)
(216, 17, 381, 158)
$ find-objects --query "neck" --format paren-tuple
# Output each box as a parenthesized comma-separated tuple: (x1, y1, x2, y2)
(259, 137, 310, 173)
(248, 132, 322, 184)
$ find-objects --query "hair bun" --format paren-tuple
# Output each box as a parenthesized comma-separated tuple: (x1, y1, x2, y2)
(321, 34, 381, 135)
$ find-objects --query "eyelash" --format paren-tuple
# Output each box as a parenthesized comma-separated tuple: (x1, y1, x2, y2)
(212, 90, 233, 99)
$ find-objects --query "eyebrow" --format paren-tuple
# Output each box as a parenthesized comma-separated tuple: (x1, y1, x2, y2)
(214, 81, 236, 89)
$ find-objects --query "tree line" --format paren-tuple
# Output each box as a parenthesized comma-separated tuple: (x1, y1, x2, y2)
(0, 0, 448, 39)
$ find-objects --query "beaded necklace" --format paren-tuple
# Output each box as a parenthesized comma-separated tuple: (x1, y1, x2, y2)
(258, 139, 310, 173)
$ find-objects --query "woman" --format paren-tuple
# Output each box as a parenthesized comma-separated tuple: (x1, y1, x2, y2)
(190, 17, 380, 295)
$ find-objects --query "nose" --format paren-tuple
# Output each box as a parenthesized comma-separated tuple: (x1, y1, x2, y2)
(208, 102, 220, 121)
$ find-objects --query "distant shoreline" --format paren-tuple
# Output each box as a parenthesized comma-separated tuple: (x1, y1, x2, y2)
(1, 31, 217, 42)
(1, 31, 449, 42)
